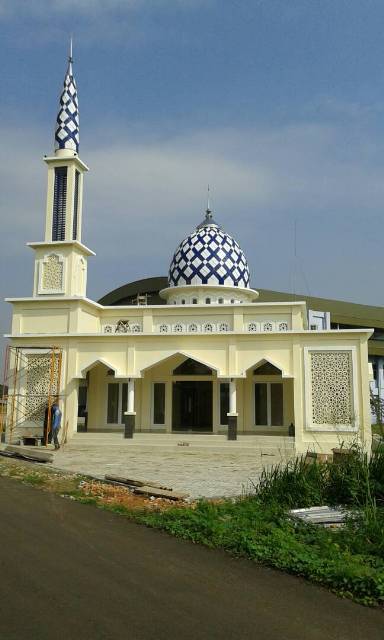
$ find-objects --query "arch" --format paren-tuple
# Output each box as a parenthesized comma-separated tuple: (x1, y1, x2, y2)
(78, 358, 122, 379)
(245, 357, 292, 379)
(139, 350, 221, 376)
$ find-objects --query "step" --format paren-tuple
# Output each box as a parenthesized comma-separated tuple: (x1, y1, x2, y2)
(64, 433, 295, 451)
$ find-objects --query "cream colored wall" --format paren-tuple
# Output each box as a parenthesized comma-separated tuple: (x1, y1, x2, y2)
(293, 336, 372, 454)
(6, 297, 373, 452)
(31, 244, 89, 298)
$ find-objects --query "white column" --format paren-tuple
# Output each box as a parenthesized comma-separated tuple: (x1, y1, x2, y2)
(229, 379, 237, 415)
(378, 358, 384, 397)
(127, 378, 135, 414)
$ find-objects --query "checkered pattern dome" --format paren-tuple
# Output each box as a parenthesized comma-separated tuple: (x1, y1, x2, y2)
(54, 60, 79, 153)
(169, 222, 250, 288)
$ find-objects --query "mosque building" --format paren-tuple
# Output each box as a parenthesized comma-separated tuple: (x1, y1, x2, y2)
(4, 51, 373, 454)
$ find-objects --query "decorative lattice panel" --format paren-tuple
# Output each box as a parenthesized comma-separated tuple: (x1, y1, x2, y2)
(25, 353, 60, 423)
(41, 254, 64, 291)
(310, 351, 353, 425)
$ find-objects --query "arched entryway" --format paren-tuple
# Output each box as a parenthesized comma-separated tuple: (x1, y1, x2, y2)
(171, 359, 213, 432)
(244, 359, 294, 435)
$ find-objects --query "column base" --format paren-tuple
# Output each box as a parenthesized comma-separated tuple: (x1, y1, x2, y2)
(227, 414, 238, 441)
(123, 413, 136, 439)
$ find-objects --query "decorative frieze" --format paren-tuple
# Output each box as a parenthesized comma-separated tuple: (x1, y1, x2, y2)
(102, 318, 291, 334)
(246, 320, 290, 332)
(103, 320, 142, 334)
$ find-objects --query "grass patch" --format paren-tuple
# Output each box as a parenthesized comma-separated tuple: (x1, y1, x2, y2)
(133, 447, 384, 607)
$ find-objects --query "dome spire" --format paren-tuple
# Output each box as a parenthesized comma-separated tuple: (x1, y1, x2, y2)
(54, 38, 79, 157)
(197, 185, 220, 229)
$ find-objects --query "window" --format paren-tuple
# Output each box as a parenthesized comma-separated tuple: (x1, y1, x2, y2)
(52, 166, 67, 241)
(107, 382, 128, 424)
(254, 383, 283, 426)
(254, 362, 281, 375)
(220, 383, 229, 425)
(271, 384, 283, 426)
(107, 383, 119, 423)
(173, 358, 212, 375)
(153, 383, 166, 424)
(181, 299, 185, 305)
(192, 298, 198, 304)
(205, 298, 211, 304)
(72, 170, 80, 240)
(218, 298, 224, 304)
(254, 383, 268, 425)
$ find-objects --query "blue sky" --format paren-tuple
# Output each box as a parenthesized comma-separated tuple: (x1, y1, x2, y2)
(1, 0, 384, 340)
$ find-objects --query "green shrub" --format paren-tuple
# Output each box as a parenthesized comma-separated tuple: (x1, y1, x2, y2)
(253, 445, 384, 509)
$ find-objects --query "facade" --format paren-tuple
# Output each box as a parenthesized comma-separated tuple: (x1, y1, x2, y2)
(4, 53, 373, 454)
(103, 279, 384, 424)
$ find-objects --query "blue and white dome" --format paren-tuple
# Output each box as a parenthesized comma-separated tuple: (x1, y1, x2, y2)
(168, 211, 250, 288)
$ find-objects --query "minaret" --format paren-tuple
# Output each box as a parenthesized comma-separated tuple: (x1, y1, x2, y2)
(29, 43, 94, 298)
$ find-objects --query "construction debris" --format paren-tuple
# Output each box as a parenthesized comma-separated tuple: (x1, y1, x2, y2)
(104, 474, 188, 501)
(289, 506, 348, 528)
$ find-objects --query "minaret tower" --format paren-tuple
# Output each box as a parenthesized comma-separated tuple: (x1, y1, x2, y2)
(29, 42, 94, 298)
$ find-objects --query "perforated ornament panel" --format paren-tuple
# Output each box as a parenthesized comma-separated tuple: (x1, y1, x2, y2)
(41, 255, 64, 292)
(310, 351, 353, 425)
(25, 354, 60, 423)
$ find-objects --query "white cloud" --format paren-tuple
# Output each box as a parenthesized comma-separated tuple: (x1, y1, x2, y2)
(0, 0, 209, 18)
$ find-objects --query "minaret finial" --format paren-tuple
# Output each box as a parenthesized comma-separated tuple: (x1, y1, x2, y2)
(69, 36, 73, 65)
(54, 42, 79, 157)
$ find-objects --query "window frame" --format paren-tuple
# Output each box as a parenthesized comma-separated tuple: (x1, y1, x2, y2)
(219, 382, 230, 426)
(106, 380, 128, 426)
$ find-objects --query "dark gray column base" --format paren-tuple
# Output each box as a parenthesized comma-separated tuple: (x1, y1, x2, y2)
(123, 413, 135, 439)
(227, 415, 238, 441)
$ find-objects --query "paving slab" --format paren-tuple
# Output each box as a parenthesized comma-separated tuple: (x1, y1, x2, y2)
(52, 433, 295, 498)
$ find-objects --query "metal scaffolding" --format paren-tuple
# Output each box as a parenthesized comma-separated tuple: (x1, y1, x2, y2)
(0, 345, 63, 445)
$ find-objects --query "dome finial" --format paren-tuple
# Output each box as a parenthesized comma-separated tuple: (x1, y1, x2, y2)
(206, 184, 211, 216)
(54, 39, 79, 156)
(197, 184, 219, 229)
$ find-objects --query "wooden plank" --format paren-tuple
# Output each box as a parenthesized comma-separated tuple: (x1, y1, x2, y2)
(105, 474, 173, 491)
(4, 445, 53, 463)
(289, 506, 347, 526)
(133, 485, 189, 501)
